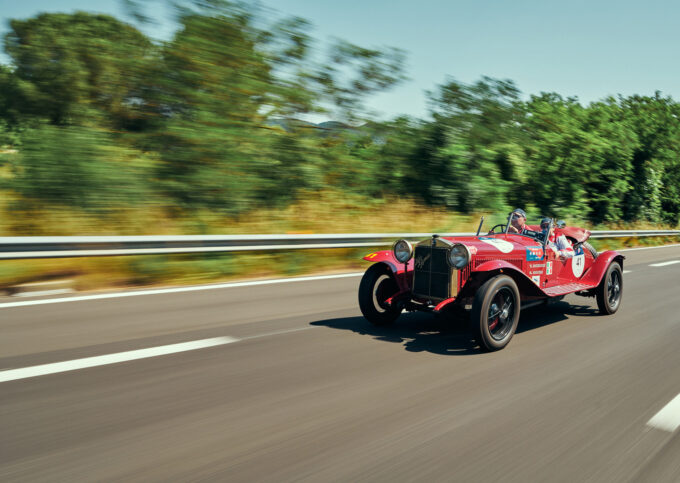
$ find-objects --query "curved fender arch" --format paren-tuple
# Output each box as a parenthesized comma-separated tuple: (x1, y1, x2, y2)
(580, 250, 625, 287)
(466, 260, 548, 298)
(362, 250, 413, 291)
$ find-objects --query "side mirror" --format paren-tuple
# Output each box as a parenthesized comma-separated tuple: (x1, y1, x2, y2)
(556, 220, 566, 229)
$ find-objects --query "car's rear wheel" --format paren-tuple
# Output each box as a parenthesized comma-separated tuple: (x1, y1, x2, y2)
(358, 264, 401, 326)
(596, 262, 622, 314)
(471, 275, 521, 351)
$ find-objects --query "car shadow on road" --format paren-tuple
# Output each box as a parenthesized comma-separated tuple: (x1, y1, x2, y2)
(516, 301, 598, 334)
(310, 301, 600, 356)
(311, 312, 478, 355)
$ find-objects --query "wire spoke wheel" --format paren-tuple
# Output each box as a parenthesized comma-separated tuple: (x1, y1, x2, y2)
(487, 287, 516, 341)
(596, 261, 623, 315)
(607, 269, 621, 308)
(471, 275, 521, 351)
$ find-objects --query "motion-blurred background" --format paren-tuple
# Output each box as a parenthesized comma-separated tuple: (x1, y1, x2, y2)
(0, 0, 678, 290)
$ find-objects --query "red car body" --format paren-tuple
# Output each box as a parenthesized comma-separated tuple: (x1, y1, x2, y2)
(358, 222, 624, 351)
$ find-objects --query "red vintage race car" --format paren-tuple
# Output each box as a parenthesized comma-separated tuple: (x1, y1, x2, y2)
(358, 214, 624, 351)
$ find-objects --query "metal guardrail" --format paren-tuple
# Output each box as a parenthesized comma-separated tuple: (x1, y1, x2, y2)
(588, 230, 680, 238)
(0, 230, 677, 259)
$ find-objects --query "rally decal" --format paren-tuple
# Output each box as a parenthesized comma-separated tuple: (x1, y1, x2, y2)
(546, 261, 553, 275)
(477, 237, 514, 254)
(525, 246, 544, 261)
(571, 253, 585, 278)
(531, 275, 541, 285)
(529, 263, 545, 276)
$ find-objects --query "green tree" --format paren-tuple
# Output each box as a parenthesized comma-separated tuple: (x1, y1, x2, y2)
(619, 93, 680, 223)
(410, 77, 525, 212)
(149, 12, 274, 213)
(521, 93, 635, 221)
(8, 124, 152, 211)
(4, 12, 153, 126)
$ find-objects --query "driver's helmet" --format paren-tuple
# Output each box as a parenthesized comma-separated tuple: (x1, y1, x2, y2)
(540, 217, 552, 231)
(540, 217, 553, 242)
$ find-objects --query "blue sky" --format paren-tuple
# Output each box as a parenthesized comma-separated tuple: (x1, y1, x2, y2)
(2, 0, 679, 120)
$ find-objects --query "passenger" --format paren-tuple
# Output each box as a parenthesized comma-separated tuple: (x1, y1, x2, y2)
(541, 217, 574, 261)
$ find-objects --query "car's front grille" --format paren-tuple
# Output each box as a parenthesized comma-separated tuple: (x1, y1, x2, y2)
(412, 245, 451, 300)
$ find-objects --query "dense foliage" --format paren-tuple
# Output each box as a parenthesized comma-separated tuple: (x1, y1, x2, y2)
(1, 2, 678, 231)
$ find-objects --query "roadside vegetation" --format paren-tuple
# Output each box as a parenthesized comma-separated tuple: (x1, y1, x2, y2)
(0, 1, 678, 290)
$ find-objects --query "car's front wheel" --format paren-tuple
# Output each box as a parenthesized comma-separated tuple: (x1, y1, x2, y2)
(358, 264, 401, 326)
(471, 275, 521, 351)
(596, 262, 622, 314)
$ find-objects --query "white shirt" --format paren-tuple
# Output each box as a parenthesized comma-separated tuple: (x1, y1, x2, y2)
(548, 233, 574, 259)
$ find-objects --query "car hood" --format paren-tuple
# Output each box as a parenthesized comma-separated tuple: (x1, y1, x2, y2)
(432, 235, 536, 258)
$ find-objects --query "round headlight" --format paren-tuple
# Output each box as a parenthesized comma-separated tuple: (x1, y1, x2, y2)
(448, 243, 470, 269)
(392, 239, 413, 263)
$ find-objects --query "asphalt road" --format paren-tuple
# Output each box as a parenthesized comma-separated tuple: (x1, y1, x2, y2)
(2, 245, 680, 482)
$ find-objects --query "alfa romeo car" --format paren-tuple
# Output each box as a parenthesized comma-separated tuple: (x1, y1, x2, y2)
(358, 214, 624, 351)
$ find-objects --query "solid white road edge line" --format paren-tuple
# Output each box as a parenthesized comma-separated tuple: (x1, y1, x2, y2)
(622, 270, 631, 274)
(647, 393, 680, 432)
(13, 288, 74, 298)
(0, 336, 239, 383)
(0, 272, 365, 309)
(649, 260, 680, 267)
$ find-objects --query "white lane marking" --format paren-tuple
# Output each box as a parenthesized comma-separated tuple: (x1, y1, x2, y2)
(622, 270, 631, 274)
(618, 244, 680, 252)
(0, 272, 364, 309)
(0, 337, 238, 383)
(648, 393, 680, 432)
(650, 260, 680, 267)
(240, 326, 316, 340)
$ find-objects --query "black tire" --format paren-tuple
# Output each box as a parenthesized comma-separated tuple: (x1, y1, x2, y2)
(583, 241, 598, 259)
(471, 275, 521, 351)
(358, 264, 401, 326)
(596, 262, 622, 314)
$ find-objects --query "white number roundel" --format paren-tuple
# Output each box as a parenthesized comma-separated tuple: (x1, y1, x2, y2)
(572, 254, 585, 278)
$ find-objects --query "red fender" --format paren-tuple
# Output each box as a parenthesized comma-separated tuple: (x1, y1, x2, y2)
(580, 250, 625, 287)
(362, 250, 414, 291)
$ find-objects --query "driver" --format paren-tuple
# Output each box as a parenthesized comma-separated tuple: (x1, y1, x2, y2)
(541, 217, 574, 261)
(507, 208, 528, 234)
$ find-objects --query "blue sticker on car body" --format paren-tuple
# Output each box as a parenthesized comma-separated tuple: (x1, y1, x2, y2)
(526, 246, 544, 261)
